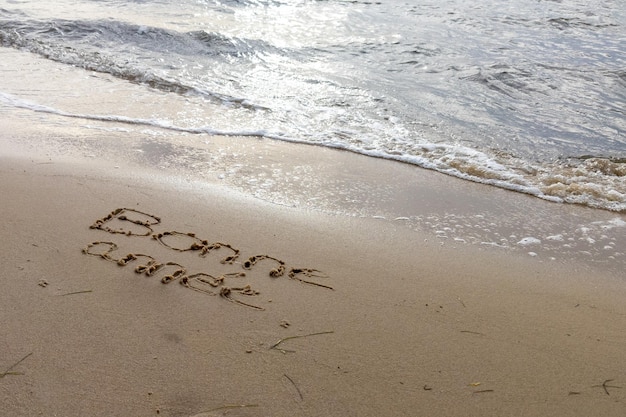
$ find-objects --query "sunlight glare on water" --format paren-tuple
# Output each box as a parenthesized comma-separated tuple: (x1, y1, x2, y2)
(0, 0, 624, 213)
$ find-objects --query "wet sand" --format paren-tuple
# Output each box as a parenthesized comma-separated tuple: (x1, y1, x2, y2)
(1, 147, 625, 416)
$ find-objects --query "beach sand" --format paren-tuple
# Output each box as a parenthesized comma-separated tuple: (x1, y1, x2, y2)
(1, 140, 626, 416)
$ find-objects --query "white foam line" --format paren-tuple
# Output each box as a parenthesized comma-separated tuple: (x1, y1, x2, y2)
(2, 91, 623, 213)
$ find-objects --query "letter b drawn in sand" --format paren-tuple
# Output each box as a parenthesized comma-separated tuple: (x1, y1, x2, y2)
(90, 208, 161, 236)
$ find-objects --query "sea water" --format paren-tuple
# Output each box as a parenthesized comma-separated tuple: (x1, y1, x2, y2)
(1, 0, 625, 269)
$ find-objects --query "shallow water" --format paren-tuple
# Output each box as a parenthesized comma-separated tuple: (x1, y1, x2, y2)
(1, 0, 625, 211)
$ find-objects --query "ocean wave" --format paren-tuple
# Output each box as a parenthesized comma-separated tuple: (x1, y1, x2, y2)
(546, 17, 619, 31)
(461, 65, 538, 99)
(0, 8, 277, 57)
(0, 14, 274, 110)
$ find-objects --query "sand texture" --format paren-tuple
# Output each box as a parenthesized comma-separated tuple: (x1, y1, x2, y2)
(1, 155, 625, 417)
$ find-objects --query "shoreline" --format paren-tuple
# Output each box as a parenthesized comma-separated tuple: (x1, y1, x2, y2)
(4, 122, 626, 274)
(1, 153, 625, 416)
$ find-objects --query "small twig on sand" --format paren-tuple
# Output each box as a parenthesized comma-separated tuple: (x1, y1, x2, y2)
(270, 331, 334, 353)
(59, 290, 93, 296)
(284, 374, 304, 400)
(460, 330, 485, 336)
(472, 389, 494, 394)
(592, 379, 622, 396)
(0, 352, 33, 378)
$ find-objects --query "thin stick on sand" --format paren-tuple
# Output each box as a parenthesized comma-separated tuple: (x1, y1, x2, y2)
(592, 379, 622, 396)
(59, 290, 93, 296)
(0, 352, 33, 378)
(284, 374, 304, 400)
(472, 389, 494, 394)
(270, 331, 334, 353)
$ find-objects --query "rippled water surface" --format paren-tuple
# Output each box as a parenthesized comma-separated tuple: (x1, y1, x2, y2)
(1, 0, 625, 211)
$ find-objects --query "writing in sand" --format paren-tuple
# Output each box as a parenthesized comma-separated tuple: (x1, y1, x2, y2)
(82, 208, 332, 310)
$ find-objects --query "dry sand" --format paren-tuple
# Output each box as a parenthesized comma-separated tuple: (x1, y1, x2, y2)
(1, 149, 625, 417)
